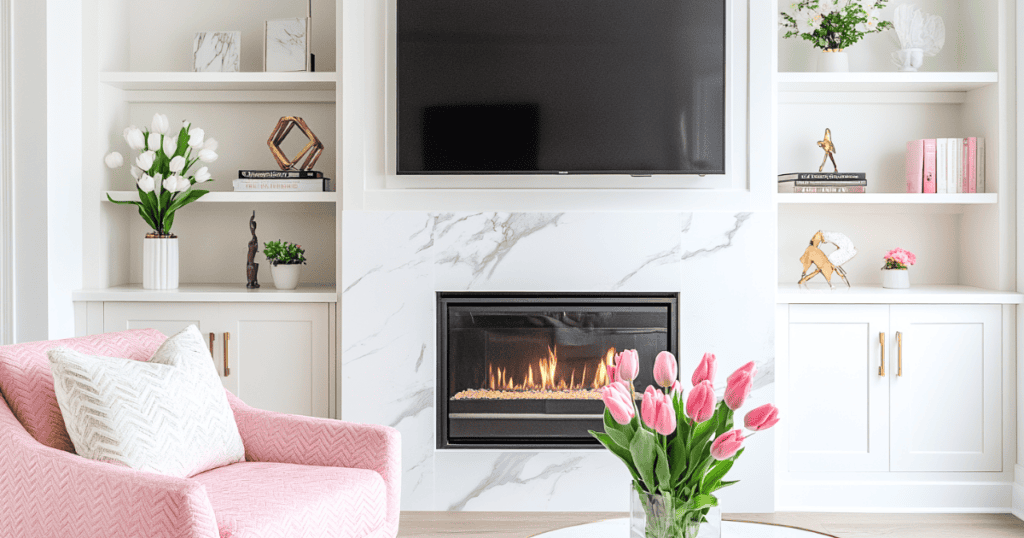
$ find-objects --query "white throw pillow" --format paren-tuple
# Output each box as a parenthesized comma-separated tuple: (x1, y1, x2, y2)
(48, 325, 245, 478)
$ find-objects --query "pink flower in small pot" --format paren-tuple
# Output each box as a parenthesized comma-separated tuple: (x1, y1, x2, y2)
(641, 386, 676, 435)
(653, 351, 677, 387)
(686, 380, 715, 423)
(725, 364, 756, 410)
(744, 403, 780, 431)
(615, 349, 640, 382)
(710, 429, 745, 460)
(691, 352, 717, 386)
(602, 381, 635, 425)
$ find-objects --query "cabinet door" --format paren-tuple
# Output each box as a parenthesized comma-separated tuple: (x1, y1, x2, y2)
(889, 305, 1001, 472)
(788, 304, 890, 472)
(218, 303, 330, 418)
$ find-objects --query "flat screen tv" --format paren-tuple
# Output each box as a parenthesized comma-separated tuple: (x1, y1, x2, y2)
(397, 0, 726, 175)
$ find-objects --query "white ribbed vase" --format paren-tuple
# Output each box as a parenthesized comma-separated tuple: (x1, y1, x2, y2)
(881, 268, 910, 289)
(143, 235, 179, 290)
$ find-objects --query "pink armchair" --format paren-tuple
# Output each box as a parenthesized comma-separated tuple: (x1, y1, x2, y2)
(0, 329, 401, 538)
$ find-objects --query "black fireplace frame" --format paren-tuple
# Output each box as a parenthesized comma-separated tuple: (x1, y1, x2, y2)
(436, 291, 679, 450)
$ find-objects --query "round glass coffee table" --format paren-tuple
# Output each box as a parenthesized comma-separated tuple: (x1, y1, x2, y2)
(532, 518, 836, 538)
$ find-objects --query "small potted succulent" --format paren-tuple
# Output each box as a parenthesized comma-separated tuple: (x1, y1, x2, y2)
(881, 247, 916, 289)
(263, 240, 307, 290)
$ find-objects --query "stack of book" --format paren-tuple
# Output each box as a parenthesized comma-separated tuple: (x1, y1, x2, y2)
(777, 173, 867, 194)
(905, 138, 985, 194)
(233, 170, 332, 192)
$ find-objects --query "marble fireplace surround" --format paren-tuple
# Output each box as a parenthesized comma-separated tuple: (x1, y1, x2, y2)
(341, 211, 775, 512)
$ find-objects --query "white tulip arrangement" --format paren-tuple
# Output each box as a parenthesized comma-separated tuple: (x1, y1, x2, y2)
(105, 113, 219, 236)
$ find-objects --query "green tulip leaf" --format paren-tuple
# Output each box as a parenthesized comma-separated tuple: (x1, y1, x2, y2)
(654, 443, 671, 490)
(702, 459, 734, 492)
(591, 431, 641, 485)
(604, 409, 633, 449)
(629, 427, 658, 493)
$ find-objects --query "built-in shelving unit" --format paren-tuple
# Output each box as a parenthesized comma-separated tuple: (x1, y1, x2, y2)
(73, 284, 338, 303)
(778, 71, 998, 93)
(777, 283, 1022, 305)
(99, 71, 338, 92)
(105, 191, 337, 204)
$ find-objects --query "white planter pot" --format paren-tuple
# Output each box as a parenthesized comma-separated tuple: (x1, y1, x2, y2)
(881, 269, 910, 289)
(817, 49, 849, 72)
(270, 263, 302, 290)
(143, 235, 179, 290)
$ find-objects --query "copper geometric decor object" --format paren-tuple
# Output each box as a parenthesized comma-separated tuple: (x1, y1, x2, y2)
(267, 116, 324, 171)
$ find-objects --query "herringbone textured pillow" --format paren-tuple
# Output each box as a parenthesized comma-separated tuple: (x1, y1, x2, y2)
(48, 325, 245, 478)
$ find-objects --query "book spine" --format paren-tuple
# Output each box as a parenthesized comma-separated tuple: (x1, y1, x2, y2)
(238, 170, 323, 179)
(778, 173, 866, 181)
(954, 139, 963, 193)
(967, 137, 977, 193)
(946, 139, 957, 194)
(923, 139, 937, 193)
(935, 139, 947, 194)
(792, 186, 866, 193)
(232, 179, 327, 192)
(906, 140, 924, 193)
(793, 181, 867, 187)
(977, 138, 986, 193)
(962, 138, 970, 193)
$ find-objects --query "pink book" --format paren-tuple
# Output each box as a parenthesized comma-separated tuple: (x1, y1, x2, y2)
(922, 139, 937, 193)
(962, 139, 971, 193)
(967, 137, 977, 193)
(905, 140, 924, 193)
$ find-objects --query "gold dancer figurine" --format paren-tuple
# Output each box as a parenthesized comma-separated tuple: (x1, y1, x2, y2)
(817, 128, 838, 173)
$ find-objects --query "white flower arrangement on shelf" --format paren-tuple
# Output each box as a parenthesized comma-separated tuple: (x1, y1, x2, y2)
(104, 113, 219, 236)
(780, 0, 893, 51)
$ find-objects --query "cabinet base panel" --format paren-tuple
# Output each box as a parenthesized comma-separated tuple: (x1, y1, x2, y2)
(778, 481, 1013, 512)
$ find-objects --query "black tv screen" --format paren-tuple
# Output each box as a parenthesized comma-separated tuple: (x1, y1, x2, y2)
(397, 0, 726, 175)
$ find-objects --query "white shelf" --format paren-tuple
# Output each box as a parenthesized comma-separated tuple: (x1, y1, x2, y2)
(99, 71, 337, 92)
(777, 284, 1022, 305)
(105, 191, 337, 203)
(73, 284, 338, 303)
(778, 72, 998, 93)
(778, 193, 997, 205)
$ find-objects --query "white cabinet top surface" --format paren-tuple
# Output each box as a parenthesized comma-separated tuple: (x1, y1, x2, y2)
(777, 284, 1022, 305)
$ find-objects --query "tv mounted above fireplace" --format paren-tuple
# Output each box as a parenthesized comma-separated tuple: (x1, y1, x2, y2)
(437, 292, 678, 449)
(397, 0, 727, 175)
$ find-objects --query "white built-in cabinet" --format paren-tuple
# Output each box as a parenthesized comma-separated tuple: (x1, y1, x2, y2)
(788, 304, 1002, 474)
(95, 302, 334, 418)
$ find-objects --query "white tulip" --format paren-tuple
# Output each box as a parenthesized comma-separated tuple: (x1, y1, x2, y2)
(136, 150, 156, 171)
(182, 120, 191, 131)
(104, 151, 124, 169)
(150, 113, 169, 135)
(152, 173, 163, 195)
(163, 135, 178, 156)
(198, 149, 218, 163)
(147, 132, 161, 151)
(177, 176, 192, 192)
(163, 175, 177, 193)
(203, 137, 219, 151)
(187, 128, 205, 148)
(137, 174, 156, 193)
(130, 166, 142, 180)
(169, 155, 186, 173)
(193, 166, 211, 183)
(123, 126, 145, 150)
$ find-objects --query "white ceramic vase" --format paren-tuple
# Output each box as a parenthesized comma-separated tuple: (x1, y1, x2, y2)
(270, 263, 302, 290)
(143, 235, 179, 290)
(882, 268, 910, 289)
(817, 49, 849, 72)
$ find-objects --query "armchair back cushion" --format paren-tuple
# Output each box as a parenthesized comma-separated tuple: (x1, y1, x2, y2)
(0, 329, 166, 452)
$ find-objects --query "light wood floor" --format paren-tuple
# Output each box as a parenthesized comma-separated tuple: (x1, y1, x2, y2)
(397, 512, 1024, 538)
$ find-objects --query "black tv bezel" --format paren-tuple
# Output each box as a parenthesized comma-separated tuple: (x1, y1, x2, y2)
(395, 0, 728, 176)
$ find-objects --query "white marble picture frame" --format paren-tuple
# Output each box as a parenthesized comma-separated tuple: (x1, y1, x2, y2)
(265, 18, 311, 72)
(192, 32, 241, 73)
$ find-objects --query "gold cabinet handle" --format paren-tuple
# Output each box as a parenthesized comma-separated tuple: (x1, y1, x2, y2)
(879, 332, 885, 376)
(223, 332, 231, 377)
(897, 331, 903, 377)
(209, 332, 216, 360)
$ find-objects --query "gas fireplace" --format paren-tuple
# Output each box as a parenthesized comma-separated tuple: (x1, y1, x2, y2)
(437, 292, 678, 449)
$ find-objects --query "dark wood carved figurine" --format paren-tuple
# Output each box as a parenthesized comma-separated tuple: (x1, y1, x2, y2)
(246, 211, 260, 289)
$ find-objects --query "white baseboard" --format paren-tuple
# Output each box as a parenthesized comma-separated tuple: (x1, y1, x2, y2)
(778, 481, 1013, 512)
(1013, 481, 1024, 521)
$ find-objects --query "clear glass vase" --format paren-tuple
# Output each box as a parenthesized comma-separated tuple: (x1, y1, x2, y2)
(629, 487, 721, 538)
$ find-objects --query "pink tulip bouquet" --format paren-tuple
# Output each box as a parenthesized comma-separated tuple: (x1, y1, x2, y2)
(591, 351, 779, 538)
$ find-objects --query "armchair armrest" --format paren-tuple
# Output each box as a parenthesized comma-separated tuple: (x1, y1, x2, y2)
(0, 396, 219, 538)
(227, 391, 402, 537)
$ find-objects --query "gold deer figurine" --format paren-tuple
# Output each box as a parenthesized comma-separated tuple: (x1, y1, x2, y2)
(817, 128, 838, 173)
(799, 230, 856, 289)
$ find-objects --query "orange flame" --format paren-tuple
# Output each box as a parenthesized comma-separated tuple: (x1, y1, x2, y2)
(487, 346, 617, 391)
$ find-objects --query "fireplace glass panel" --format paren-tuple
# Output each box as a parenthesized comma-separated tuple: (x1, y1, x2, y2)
(438, 293, 677, 449)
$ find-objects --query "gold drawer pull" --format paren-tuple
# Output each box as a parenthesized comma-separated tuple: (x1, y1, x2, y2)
(897, 331, 903, 377)
(209, 332, 215, 360)
(878, 332, 885, 377)
(223, 332, 231, 377)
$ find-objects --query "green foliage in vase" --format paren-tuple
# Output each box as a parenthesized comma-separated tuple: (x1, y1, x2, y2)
(263, 240, 307, 266)
(780, 0, 893, 51)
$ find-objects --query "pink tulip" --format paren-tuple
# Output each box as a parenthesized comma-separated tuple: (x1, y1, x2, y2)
(727, 361, 757, 385)
(615, 349, 640, 382)
(744, 403, 780, 431)
(724, 370, 753, 410)
(602, 381, 635, 425)
(669, 380, 681, 395)
(691, 352, 717, 386)
(605, 363, 618, 386)
(686, 380, 715, 423)
(653, 351, 677, 387)
(641, 386, 676, 435)
(710, 429, 744, 460)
